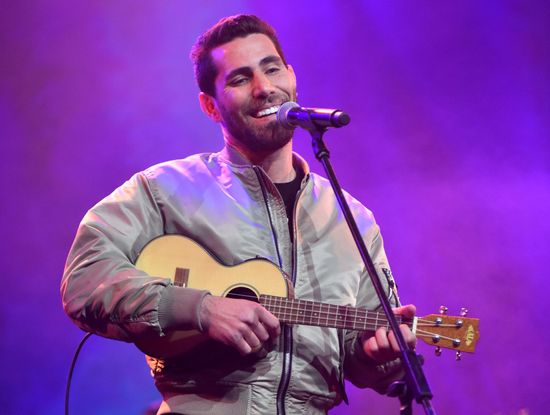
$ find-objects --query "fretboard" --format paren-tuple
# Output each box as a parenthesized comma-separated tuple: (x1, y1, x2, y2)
(260, 294, 404, 332)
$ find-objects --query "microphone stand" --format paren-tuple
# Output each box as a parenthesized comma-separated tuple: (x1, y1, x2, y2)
(306, 126, 436, 415)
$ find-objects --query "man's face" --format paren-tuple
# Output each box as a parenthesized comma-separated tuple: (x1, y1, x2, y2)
(205, 33, 297, 156)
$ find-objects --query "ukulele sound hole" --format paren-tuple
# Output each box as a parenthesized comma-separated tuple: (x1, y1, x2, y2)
(226, 286, 259, 303)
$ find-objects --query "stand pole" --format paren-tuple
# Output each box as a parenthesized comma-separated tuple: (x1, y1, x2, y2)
(309, 128, 436, 415)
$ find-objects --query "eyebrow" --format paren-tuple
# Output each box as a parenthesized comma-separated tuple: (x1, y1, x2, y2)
(225, 55, 284, 82)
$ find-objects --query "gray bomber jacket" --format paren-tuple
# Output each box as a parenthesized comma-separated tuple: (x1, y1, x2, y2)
(61, 146, 403, 414)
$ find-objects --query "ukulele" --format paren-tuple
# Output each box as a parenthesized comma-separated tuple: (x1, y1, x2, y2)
(134, 235, 480, 359)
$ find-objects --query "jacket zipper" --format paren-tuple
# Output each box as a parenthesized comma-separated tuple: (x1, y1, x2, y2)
(253, 166, 291, 415)
(275, 173, 307, 413)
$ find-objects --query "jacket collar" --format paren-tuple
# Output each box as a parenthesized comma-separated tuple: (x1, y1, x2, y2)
(217, 144, 310, 178)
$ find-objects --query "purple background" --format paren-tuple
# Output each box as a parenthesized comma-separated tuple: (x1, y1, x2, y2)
(2, 1, 549, 414)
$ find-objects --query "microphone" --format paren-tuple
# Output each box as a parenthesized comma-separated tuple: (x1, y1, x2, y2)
(277, 101, 351, 130)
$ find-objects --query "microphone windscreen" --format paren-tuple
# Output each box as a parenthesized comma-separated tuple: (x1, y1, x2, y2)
(277, 101, 300, 129)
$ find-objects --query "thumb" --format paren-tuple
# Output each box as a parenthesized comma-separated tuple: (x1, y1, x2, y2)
(393, 304, 416, 319)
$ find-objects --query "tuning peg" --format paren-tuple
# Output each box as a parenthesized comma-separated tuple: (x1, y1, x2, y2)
(435, 346, 442, 357)
(439, 306, 448, 315)
(455, 351, 461, 361)
(460, 307, 468, 317)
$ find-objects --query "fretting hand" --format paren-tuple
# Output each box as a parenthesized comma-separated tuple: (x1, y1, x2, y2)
(361, 304, 417, 363)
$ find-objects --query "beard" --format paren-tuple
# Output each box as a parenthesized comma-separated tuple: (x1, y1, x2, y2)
(218, 95, 296, 155)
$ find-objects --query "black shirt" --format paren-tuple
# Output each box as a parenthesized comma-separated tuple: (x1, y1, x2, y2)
(274, 169, 305, 240)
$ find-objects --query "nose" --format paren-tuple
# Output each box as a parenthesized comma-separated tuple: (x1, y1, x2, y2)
(251, 72, 275, 99)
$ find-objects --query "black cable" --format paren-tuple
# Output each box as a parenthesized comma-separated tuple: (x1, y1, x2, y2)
(65, 332, 93, 415)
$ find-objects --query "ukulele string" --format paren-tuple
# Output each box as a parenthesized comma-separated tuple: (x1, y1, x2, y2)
(224, 292, 464, 332)
(415, 329, 462, 343)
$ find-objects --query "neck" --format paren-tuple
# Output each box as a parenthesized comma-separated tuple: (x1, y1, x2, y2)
(227, 141, 295, 183)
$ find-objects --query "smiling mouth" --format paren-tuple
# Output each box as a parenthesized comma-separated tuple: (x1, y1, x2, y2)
(253, 105, 281, 118)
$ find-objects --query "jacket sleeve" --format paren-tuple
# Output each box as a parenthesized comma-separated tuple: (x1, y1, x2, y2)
(342, 224, 405, 393)
(60, 172, 207, 342)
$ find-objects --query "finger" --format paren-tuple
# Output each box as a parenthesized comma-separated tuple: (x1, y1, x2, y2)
(362, 334, 379, 360)
(252, 320, 270, 343)
(229, 331, 251, 355)
(363, 332, 395, 362)
(257, 308, 281, 338)
(387, 326, 416, 353)
(387, 330, 399, 353)
(373, 327, 397, 362)
(385, 331, 406, 362)
(400, 325, 417, 349)
(393, 304, 416, 318)
(375, 327, 390, 352)
(241, 328, 262, 355)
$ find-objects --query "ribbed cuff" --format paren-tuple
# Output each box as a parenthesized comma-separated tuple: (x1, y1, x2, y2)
(158, 286, 211, 333)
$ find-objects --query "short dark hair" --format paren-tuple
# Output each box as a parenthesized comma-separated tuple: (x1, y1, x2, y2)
(190, 14, 288, 97)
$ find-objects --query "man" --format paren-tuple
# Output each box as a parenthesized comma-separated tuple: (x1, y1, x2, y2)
(61, 14, 416, 414)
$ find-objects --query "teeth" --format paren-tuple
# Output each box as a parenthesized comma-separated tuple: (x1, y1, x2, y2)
(256, 105, 280, 117)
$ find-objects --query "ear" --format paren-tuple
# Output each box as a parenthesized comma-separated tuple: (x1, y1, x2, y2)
(286, 64, 298, 100)
(199, 92, 221, 122)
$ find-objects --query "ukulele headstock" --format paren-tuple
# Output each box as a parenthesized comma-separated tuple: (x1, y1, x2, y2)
(416, 306, 480, 360)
